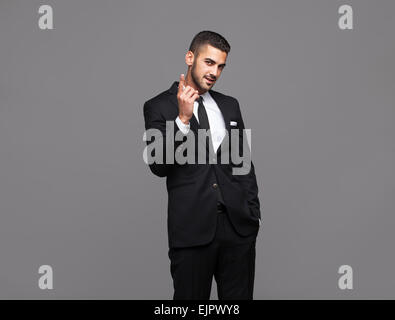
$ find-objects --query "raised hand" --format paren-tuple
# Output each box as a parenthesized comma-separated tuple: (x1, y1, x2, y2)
(177, 74, 199, 124)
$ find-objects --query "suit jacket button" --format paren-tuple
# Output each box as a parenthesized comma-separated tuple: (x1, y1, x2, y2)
(212, 183, 218, 189)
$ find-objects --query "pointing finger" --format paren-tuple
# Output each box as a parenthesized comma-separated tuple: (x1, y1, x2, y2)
(178, 74, 185, 94)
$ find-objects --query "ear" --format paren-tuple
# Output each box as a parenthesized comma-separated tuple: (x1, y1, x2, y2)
(185, 51, 194, 67)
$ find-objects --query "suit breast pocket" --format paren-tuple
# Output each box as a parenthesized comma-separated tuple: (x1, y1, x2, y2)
(229, 120, 239, 128)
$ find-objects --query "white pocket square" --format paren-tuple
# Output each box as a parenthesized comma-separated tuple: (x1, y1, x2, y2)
(230, 121, 238, 126)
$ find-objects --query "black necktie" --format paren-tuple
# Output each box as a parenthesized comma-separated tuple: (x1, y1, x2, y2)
(197, 97, 225, 205)
(197, 96, 210, 129)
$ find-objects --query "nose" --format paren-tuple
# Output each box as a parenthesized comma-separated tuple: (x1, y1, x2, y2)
(208, 69, 218, 80)
(208, 66, 219, 78)
(213, 66, 220, 77)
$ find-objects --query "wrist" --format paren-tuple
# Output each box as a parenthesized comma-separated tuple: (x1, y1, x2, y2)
(179, 115, 190, 125)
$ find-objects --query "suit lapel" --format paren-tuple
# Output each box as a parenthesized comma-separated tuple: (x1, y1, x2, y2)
(209, 90, 231, 132)
(207, 90, 230, 158)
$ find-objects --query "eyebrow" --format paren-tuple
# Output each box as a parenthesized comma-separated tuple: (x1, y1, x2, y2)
(204, 58, 226, 68)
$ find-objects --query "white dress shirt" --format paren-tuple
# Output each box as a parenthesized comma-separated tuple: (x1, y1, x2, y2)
(175, 90, 226, 154)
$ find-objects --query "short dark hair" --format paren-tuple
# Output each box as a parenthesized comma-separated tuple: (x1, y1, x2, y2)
(188, 31, 231, 57)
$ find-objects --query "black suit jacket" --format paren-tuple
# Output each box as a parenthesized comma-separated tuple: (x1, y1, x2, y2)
(143, 81, 261, 248)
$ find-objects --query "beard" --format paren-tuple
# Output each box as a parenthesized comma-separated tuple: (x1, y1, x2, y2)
(191, 63, 214, 92)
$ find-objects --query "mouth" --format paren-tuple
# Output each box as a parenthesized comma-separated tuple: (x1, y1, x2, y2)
(205, 76, 215, 84)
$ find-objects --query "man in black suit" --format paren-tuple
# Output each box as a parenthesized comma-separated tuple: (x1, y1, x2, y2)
(143, 31, 262, 300)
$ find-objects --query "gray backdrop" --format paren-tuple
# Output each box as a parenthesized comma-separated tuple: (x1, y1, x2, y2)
(0, 0, 394, 299)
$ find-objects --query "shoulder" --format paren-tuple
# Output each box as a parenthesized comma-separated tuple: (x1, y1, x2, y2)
(144, 88, 171, 108)
(211, 89, 239, 102)
(209, 89, 240, 110)
(143, 87, 174, 118)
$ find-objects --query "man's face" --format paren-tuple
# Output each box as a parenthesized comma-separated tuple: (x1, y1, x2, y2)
(190, 44, 227, 92)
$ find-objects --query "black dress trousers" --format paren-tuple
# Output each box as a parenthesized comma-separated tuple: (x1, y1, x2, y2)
(168, 202, 258, 300)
